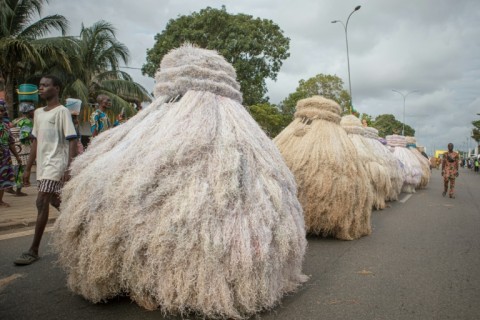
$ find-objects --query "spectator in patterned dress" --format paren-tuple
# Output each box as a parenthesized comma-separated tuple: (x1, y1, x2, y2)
(7, 102, 35, 196)
(0, 104, 22, 207)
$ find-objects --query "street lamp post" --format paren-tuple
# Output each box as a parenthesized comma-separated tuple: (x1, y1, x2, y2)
(392, 89, 418, 136)
(464, 139, 468, 159)
(332, 5, 361, 112)
(466, 137, 469, 157)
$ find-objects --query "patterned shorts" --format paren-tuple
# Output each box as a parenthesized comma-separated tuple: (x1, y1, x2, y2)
(38, 179, 63, 194)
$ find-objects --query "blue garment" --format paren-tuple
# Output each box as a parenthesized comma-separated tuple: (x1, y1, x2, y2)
(90, 109, 111, 134)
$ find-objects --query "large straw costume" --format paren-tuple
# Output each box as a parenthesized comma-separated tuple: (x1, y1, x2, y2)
(406, 136, 431, 188)
(341, 115, 392, 210)
(363, 127, 404, 201)
(52, 45, 307, 319)
(274, 96, 372, 240)
(386, 134, 422, 193)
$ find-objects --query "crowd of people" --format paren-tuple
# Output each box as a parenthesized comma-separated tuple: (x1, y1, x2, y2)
(462, 155, 480, 172)
(0, 78, 137, 264)
(0, 86, 137, 201)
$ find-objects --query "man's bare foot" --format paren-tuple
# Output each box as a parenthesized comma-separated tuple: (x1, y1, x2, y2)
(14, 191, 28, 197)
(5, 188, 15, 194)
(0, 201, 11, 207)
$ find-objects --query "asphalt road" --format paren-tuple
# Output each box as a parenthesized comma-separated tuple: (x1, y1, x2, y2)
(1, 168, 479, 320)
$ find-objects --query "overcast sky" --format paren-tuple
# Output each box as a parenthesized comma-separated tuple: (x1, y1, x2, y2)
(43, 0, 480, 155)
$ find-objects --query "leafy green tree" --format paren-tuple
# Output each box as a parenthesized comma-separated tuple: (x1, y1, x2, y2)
(142, 6, 290, 106)
(248, 103, 286, 137)
(471, 120, 480, 146)
(360, 113, 373, 126)
(371, 114, 415, 137)
(60, 21, 151, 120)
(0, 0, 73, 116)
(279, 73, 351, 123)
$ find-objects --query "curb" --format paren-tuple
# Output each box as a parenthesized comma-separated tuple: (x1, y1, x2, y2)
(0, 218, 57, 232)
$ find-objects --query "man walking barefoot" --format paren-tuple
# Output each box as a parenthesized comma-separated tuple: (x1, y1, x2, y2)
(14, 75, 77, 266)
(441, 143, 459, 199)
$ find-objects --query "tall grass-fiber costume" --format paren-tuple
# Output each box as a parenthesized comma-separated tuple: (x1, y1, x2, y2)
(386, 134, 422, 193)
(405, 136, 431, 189)
(52, 45, 307, 319)
(274, 96, 372, 240)
(363, 127, 404, 201)
(341, 115, 392, 210)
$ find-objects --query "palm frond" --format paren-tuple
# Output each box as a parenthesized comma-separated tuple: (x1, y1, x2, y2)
(10, 0, 46, 36)
(83, 20, 117, 37)
(98, 41, 129, 67)
(95, 70, 133, 82)
(100, 79, 152, 102)
(33, 40, 73, 73)
(63, 79, 91, 121)
(0, 37, 46, 69)
(63, 78, 89, 102)
(20, 15, 69, 39)
(0, 1, 15, 37)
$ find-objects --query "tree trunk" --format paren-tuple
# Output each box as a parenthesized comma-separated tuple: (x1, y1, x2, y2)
(4, 75, 15, 120)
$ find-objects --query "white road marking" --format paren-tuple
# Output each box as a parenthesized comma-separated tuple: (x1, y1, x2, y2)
(0, 273, 25, 291)
(399, 194, 413, 203)
(0, 226, 54, 241)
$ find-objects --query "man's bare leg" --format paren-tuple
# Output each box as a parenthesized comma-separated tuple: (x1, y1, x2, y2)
(29, 191, 54, 256)
(15, 188, 28, 197)
(0, 190, 10, 207)
(442, 179, 448, 197)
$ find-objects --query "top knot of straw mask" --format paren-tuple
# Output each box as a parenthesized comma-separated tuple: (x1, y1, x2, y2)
(340, 114, 365, 136)
(364, 127, 379, 139)
(386, 134, 407, 148)
(154, 44, 243, 103)
(294, 95, 342, 124)
(405, 136, 416, 144)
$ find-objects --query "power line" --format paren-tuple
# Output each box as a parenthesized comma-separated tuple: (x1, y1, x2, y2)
(119, 66, 143, 70)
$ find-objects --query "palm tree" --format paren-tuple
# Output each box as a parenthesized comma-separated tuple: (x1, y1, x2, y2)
(0, 0, 74, 116)
(62, 21, 151, 120)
